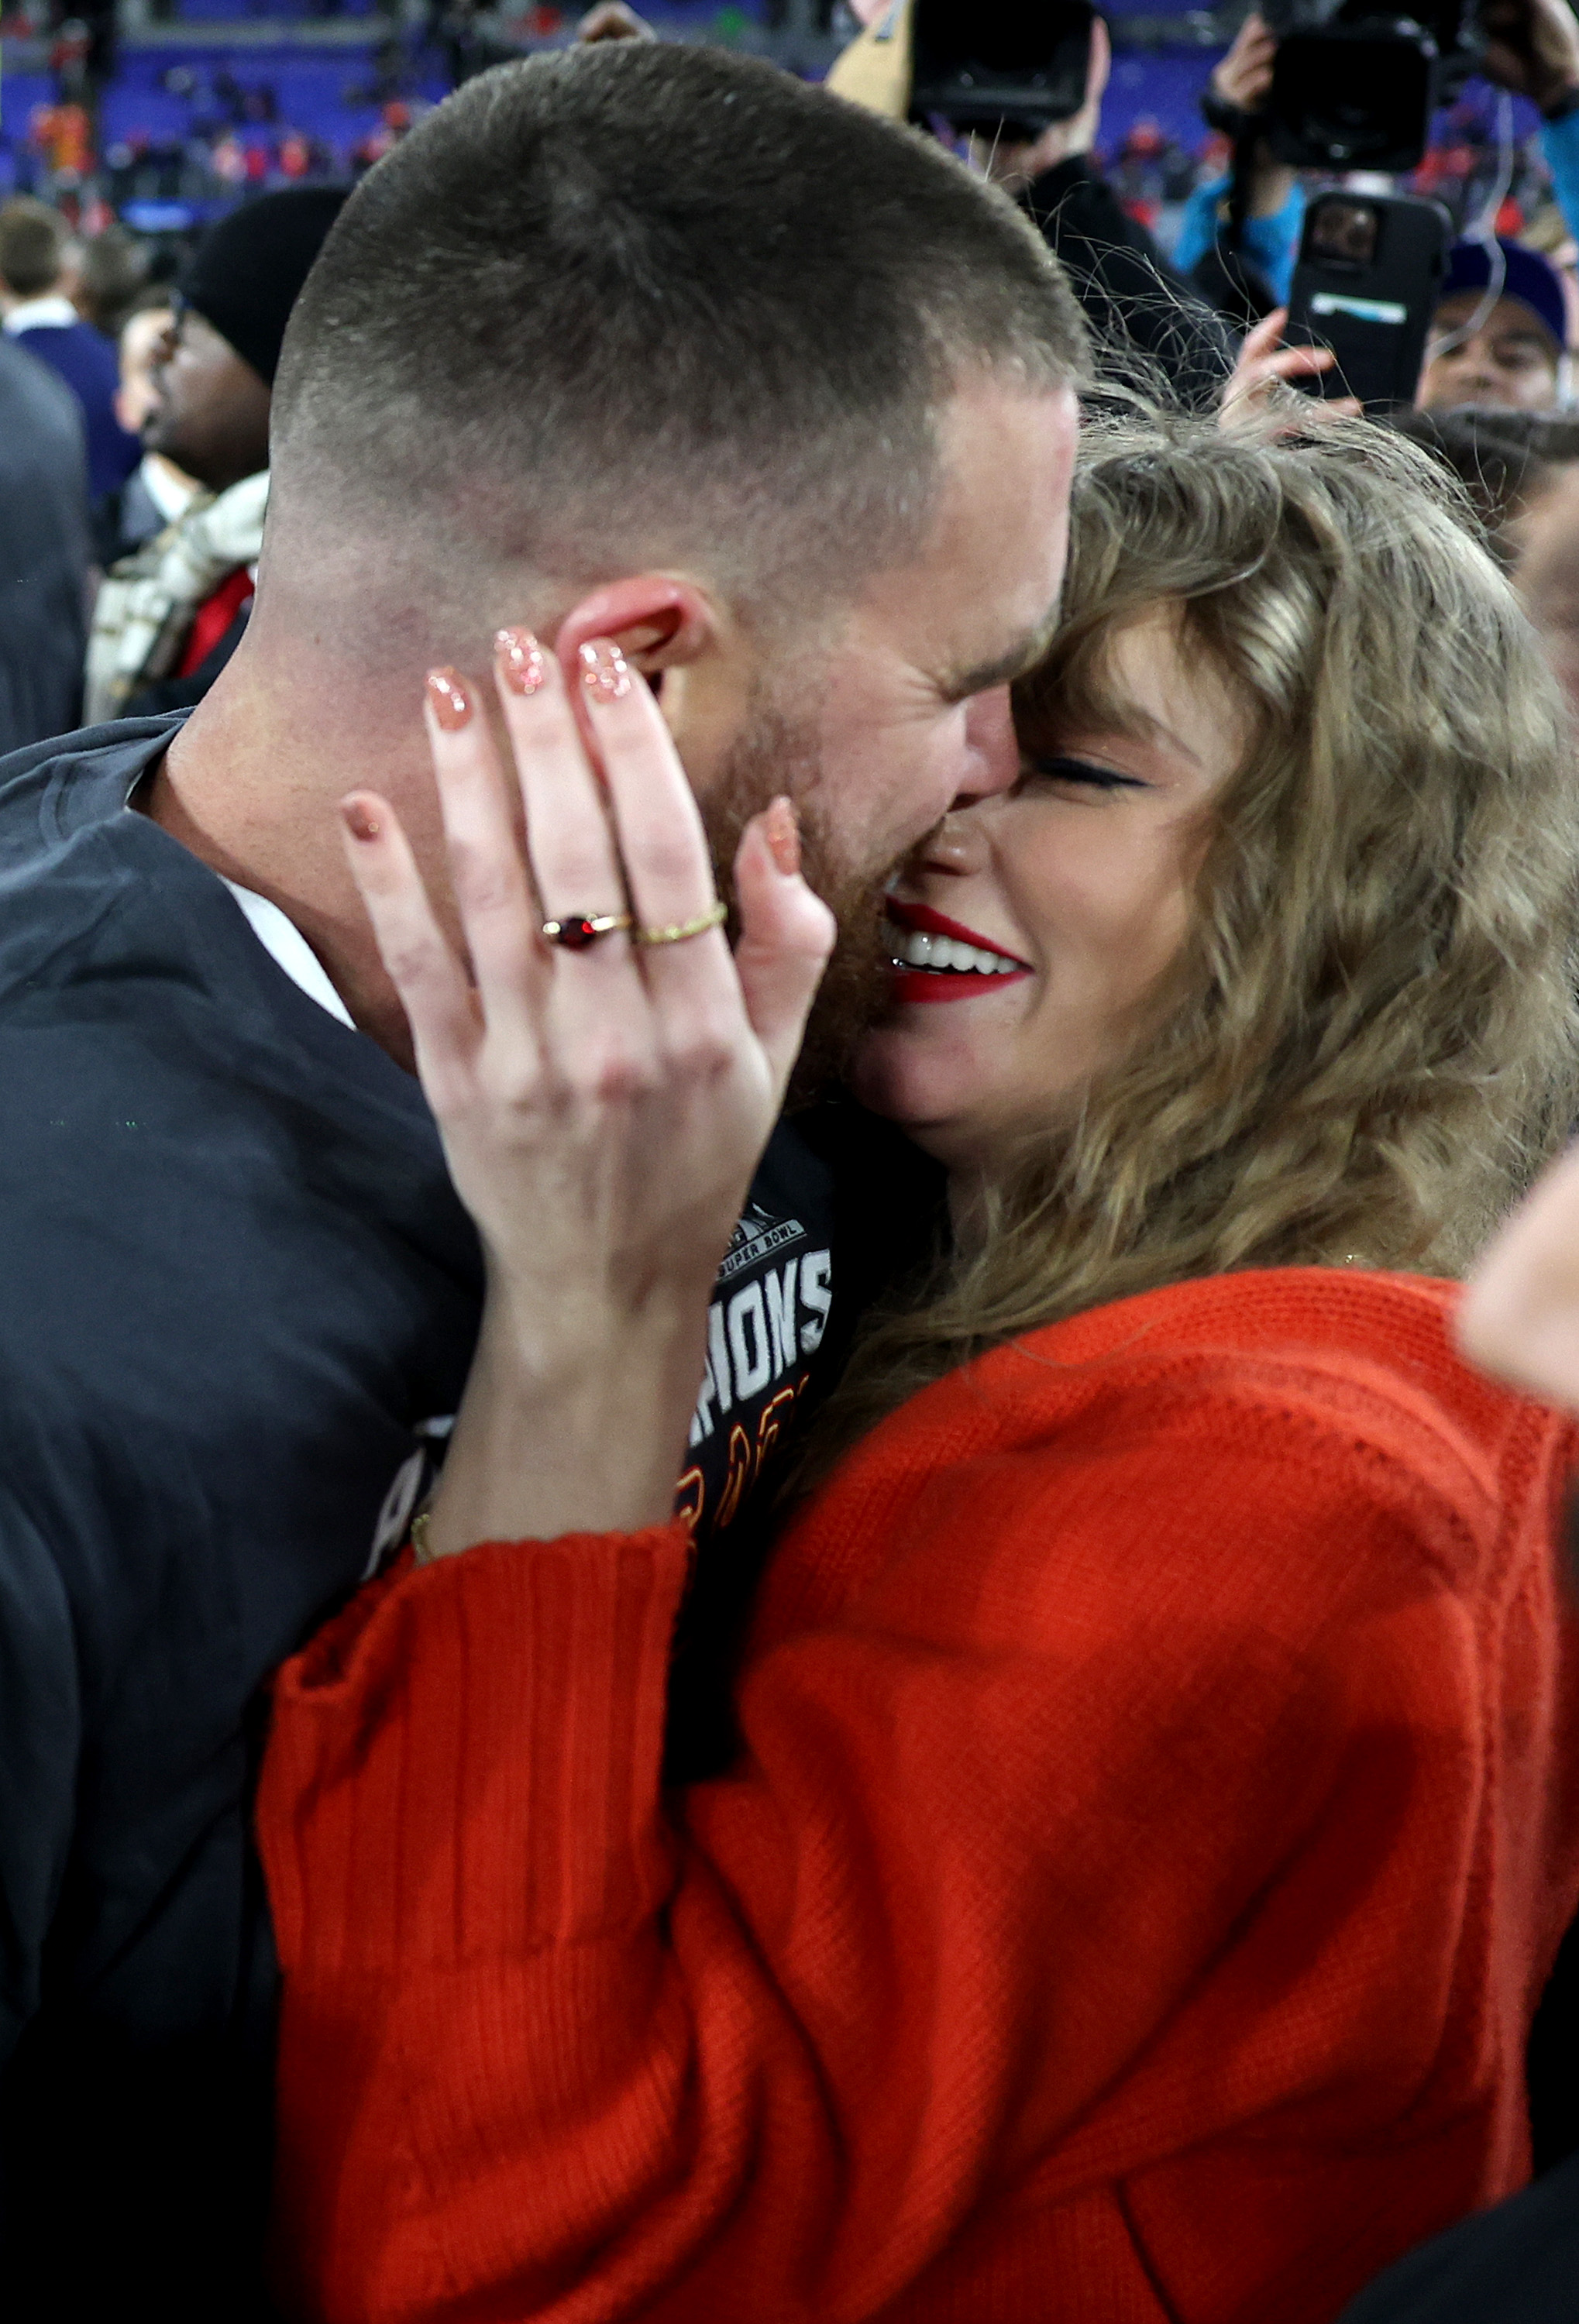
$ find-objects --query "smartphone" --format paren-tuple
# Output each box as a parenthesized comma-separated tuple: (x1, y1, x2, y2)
(1285, 191, 1453, 412)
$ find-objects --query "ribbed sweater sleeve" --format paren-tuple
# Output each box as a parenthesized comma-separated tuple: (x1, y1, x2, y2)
(256, 1318, 1560, 2324)
(263, 1529, 688, 1967)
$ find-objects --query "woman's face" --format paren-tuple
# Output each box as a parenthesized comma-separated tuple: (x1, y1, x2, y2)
(851, 608, 1249, 1174)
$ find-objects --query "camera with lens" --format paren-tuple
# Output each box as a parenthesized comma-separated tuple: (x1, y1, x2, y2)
(1261, 0, 1481, 171)
(907, 0, 1097, 138)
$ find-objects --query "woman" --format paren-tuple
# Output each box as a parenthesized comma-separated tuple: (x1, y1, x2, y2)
(260, 419, 1579, 2323)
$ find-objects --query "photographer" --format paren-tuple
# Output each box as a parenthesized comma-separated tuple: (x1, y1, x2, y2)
(1175, 11, 1306, 315)
(829, 2, 1235, 407)
(967, 15, 1236, 406)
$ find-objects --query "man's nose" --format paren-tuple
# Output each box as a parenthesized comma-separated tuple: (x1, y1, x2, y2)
(956, 686, 1020, 804)
(912, 806, 991, 878)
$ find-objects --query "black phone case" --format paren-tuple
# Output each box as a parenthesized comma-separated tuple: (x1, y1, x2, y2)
(1286, 193, 1453, 412)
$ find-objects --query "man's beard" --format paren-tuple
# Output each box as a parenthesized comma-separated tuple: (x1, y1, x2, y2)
(700, 689, 897, 1107)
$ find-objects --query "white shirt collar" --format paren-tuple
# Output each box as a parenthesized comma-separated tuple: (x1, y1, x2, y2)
(3, 294, 81, 335)
(220, 879, 356, 1029)
(139, 455, 198, 527)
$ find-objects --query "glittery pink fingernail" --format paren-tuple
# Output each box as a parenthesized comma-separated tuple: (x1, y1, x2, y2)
(494, 627, 547, 696)
(425, 669, 473, 731)
(578, 638, 632, 703)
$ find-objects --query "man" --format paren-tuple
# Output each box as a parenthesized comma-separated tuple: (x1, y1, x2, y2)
(0, 195, 136, 503)
(0, 44, 1083, 2317)
(1416, 239, 1569, 414)
(84, 187, 346, 722)
(0, 335, 89, 753)
(92, 292, 200, 568)
(74, 221, 151, 342)
(1175, 10, 1305, 320)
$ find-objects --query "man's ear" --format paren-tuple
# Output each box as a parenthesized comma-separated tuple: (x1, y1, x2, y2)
(552, 576, 723, 689)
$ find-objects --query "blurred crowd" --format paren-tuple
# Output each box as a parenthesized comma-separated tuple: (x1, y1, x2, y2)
(13, 0, 1579, 756)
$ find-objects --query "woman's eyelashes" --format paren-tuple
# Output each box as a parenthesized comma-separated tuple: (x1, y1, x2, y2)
(1023, 754, 1151, 793)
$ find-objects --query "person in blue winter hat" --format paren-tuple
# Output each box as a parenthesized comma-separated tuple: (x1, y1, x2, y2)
(1417, 238, 1570, 412)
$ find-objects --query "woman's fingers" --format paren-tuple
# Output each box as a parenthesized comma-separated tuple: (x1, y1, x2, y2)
(423, 668, 546, 1054)
(569, 640, 744, 1047)
(731, 801, 836, 1094)
(339, 789, 482, 1108)
(410, 632, 818, 1130)
(574, 639, 719, 944)
(490, 631, 632, 964)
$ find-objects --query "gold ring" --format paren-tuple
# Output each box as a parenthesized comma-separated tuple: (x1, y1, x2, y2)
(541, 912, 633, 951)
(635, 900, 728, 947)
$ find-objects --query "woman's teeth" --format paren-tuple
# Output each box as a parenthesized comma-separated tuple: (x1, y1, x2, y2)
(886, 921, 1022, 975)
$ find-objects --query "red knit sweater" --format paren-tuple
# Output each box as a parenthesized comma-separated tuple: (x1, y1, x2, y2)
(260, 1269, 1579, 2324)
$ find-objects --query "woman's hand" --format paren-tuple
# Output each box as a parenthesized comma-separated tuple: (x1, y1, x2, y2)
(1459, 1142, 1579, 1410)
(341, 628, 834, 1553)
(1220, 308, 1363, 431)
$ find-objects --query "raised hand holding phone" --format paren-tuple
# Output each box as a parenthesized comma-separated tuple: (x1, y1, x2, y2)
(1220, 307, 1362, 428)
(1285, 191, 1452, 411)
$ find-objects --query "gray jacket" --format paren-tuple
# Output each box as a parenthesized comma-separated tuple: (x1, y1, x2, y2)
(0, 339, 88, 756)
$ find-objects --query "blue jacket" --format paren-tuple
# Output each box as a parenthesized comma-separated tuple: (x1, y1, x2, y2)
(1542, 106, 1579, 272)
(10, 318, 138, 500)
(1174, 174, 1307, 308)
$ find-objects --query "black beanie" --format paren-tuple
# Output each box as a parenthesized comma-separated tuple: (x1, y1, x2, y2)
(179, 186, 349, 388)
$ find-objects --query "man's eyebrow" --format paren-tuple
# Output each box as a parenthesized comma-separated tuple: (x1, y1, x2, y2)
(941, 616, 1060, 704)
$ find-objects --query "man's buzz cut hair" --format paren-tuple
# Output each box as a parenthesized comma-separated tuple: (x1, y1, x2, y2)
(272, 43, 1087, 627)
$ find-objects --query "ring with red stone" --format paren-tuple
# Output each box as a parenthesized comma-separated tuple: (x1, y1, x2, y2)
(540, 911, 633, 951)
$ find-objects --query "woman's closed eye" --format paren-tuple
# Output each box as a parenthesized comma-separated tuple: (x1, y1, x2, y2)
(1022, 754, 1151, 794)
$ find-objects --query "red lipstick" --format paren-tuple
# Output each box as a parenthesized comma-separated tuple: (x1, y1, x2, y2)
(885, 896, 1032, 1006)
(887, 899, 1030, 961)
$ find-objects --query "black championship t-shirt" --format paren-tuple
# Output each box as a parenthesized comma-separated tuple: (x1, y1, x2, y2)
(0, 717, 909, 2316)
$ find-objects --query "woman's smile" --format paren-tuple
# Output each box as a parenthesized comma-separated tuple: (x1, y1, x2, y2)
(883, 897, 1033, 1004)
(856, 608, 1245, 1173)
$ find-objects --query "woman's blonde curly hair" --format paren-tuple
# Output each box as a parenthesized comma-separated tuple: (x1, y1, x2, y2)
(814, 411, 1579, 1456)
